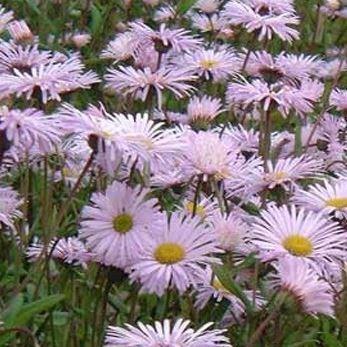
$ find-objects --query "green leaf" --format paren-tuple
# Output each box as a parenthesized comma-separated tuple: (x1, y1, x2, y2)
(10, 294, 65, 327)
(213, 264, 253, 315)
(177, 0, 198, 14)
(322, 333, 343, 347)
(90, 5, 103, 35)
(1, 294, 24, 327)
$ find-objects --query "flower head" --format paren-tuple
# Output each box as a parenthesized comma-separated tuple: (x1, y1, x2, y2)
(129, 212, 222, 295)
(250, 205, 346, 265)
(274, 257, 334, 316)
(0, 186, 23, 229)
(105, 319, 232, 347)
(79, 181, 162, 269)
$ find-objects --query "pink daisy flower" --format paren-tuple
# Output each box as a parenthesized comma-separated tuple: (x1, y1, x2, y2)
(257, 155, 323, 190)
(227, 78, 324, 117)
(195, 0, 221, 13)
(330, 88, 347, 111)
(79, 181, 162, 269)
(186, 95, 224, 126)
(7, 20, 33, 43)
(154, 5, 177, 22)
(0, 5, 13, 33)
(209, 211, 249, 251)
(191, 13, 227, 33)
(101, 32, 139, 62)
(182, 46, 240, 81)
(129, 22, 202, 53)
(0, 186, 23, 230)
(105, 65, 197, 108)
(0, 40, 52, 73)
(244, 50, 321, 81)
(293, 178, 347, 219)
(250, 205, 346, 266)
(0, 55, 100, 103)
(222, 0, 299, 42)
(0, 106, 61, 153)
(27, 237, 94, 268)
(273, 257, 334, 316)
(129, 212, 222, 296)
(105, 319, 232, 347)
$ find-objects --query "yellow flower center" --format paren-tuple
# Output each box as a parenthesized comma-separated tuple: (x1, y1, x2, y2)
(212, 277, 230, 294)
(154, 242, 185, 264)
(200, 59, 218, 69)
(112, 213, 133, 234)
(282, 234, 313, 257)
(326, 197, 347, 209)
(273, 171, 288, 181)
(185, 201, 206, 218)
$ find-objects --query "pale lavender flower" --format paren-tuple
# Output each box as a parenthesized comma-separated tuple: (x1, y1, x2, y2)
(129, 22, 202, 53)
(27, 237, 93, 267)
(7, 20, 34, 43)
(191, 13, 227, 33)
(273, 257, 334, 316)
(250, 205, 346, 266)
(209, 211, 249, 251)
(79, 181, 163, 269)
(154, 5, 177, 22)
(186, 95, 224, 125)
(0, 106, 61, 153)
(0, 5, 13, 33)
(0, 55, 100, 103)
(105, 65, 197, 108)
(0, 186, 23, 229)
(244, 50, 321, 81)
(0, 41, 52, 73)
(227, 78, 324, 117)
(129, 212, 222, 296)
(101, 32, 139, 62)
(105, 319, 232, 347)
(222, 1, 299, 42)
(195, 0, 221, 13)
(111, 112, 184, 170)
(330, 88, 347, 111)
(257, 155, 323, 190)
(182, 46, 240, 81)
(293, 178, 347, 219)
(222, 125, 259, 153)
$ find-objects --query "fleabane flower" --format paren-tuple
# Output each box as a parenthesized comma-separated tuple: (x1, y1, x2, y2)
(27, 237, 93, 268)
(0, 40, 52, 73)
(195, 0, 221, 13)
(129, 22, 202, 53)
(0, 5, 13, 33)
(0, 55, 100, 103)
(330, 88, 347, 112)
(293, 178, 347, 219)
(105, 65, 197, 108)
(101, 32, 139, 62)
(227, 78, 324, 117)
(186, 95, 224, 127)
(0, 186, 23, 229)
(257, 155, 323, 190)
(129, 212, 222, 296)
(222, 0, 299, 42)
(79, 181, 163, 269)
(273, 257, 334, 316)
(110, 112, 184, 169)
(244, 50, 321, 82)
(250, 205, 346, 266)
(209, 211, 249, 251)
(182, 47, 240, 81)
(0, 106, 61, 153)
(7, 20, 34, 43)
(105, 319, 232, 347)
